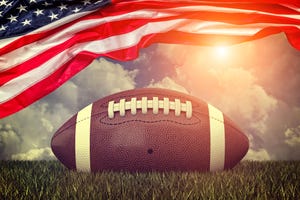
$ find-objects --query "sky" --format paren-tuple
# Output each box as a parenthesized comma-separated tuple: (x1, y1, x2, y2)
(0, 33, 299, 161)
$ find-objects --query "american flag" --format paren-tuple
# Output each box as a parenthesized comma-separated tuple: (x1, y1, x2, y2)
(0, 0, 300, 119)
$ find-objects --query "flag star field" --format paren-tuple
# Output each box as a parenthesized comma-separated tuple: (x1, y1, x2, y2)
(0, 0, 110, 38)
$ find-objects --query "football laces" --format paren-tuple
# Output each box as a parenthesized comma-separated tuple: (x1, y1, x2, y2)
(108, 97, 192, 119)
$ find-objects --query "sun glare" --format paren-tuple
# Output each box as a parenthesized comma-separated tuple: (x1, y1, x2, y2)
(215, 46, 228, 58)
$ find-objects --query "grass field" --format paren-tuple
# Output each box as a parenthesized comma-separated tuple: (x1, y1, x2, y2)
(0, 161, 299, 200)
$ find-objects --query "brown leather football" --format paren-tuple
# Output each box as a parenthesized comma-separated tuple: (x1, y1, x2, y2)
(51, 88, 249, 172)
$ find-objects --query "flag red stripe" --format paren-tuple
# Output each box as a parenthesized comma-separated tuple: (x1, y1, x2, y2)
(106, 0, 300, 14)
(2, 23, 300, 118)
(202, 0, 300, 7)
(1, 0, 299, 54)
(0, 38, 158, 118)
(1, 9, 299, 85)
(0, 17, 166, 85)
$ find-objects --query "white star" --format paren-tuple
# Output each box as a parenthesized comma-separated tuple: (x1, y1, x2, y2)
(72, 7, 81, 13)
(29, 0, 37, 3)
(0, 25, 7, 31)
(17, 5, 27, 13)
(59, 3, 67, 11)
(48, 12, 58, 21)
(0, 0, 8, 6)
(43, 1, 51, 7)
(7, 15, 18, 23)
(83, 0, 91, 5)
(34, 9, 44, 16)
(22, 19, 31, 26)
(6, 1, 12, 7)
(0, 11, 3, 17)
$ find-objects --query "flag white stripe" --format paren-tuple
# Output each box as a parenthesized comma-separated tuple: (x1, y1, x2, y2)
(1, 3, 299, 51)
(0, 49, 70, 103)
(75, 104, 92, 172)
(208, 104, 225, 171)
(1, 16, 296, 72)
(177, 21, 300, 35)
(0, 8, 179, 50)
(0, 10, 176, 71)
(2, 15, 297, 103)
(168, 5, 300, 19)
(0, 36, 73, 72)
(0, 18, 186, 103)
(0, 36, 19, 49)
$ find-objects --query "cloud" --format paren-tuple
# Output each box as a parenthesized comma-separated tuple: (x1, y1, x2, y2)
(175, 62, 278, 149)
(147, 77, 189, 94)
(244, 148, 271, 161)
(0, 103, 67, 160)
(284, 125, 300, 147)
(12, 147, 55, 161)
(72, 58, 138, 108)
(262, 103, 300, 160)
(122, 45, 178, 87)
(0, 124, 22, 160)
(46, 81, 79, 112)
(243, 134, 270, 161)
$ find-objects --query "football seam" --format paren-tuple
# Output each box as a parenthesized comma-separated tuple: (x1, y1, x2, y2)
(210, 116, 248, 141)
(99, 115, 200, 126)
(208, 115, 247, 136)
(53, 111, 241, 139)
(51, 115, 92, 142)
(52, 111, 201, 138)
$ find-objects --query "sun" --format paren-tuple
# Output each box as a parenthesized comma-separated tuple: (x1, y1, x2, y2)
(215, 46, 228, 58)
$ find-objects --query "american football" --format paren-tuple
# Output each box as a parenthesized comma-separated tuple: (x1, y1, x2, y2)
(51, 88, 249, 172)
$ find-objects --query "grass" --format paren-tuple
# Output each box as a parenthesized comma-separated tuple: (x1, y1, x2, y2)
(0, 161, 299, 200)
